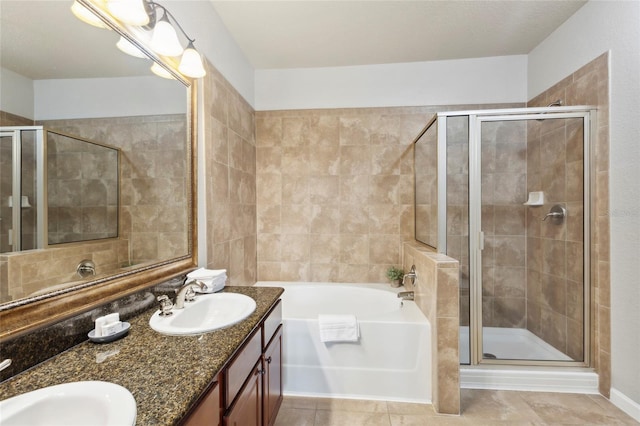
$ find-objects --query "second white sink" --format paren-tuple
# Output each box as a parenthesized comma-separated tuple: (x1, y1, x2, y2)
(149, 292, 256, 336)
(0, 381, 136, 426)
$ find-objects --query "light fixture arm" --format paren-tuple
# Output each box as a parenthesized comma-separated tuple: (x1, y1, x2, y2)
(146, 1, 195, 44)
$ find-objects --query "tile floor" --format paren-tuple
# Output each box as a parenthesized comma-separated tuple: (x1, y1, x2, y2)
(274, 390, 639, 425)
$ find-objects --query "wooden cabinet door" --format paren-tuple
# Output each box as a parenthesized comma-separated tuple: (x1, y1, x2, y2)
(181, 382, 221, 426)
(224, 362, 262, 426)
(263, 325, 283, 426)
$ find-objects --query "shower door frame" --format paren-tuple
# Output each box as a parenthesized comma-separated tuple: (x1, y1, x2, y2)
(0, 127, 46, 252)
(436, 106, 596, 368)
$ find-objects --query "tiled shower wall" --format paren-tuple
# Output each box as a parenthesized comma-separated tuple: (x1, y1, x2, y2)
(528, 52, 610, 396)
(255, 108, 434, 282)
(481, 121, 528, 328)
(201, 60, 257, 286)
(525, 117, 585, 360)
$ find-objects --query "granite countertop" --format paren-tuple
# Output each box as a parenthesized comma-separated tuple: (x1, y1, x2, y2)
(0, 285, 284, 425)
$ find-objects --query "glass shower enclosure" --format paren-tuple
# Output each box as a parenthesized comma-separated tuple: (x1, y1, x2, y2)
(414, 106, 596, 367)
(0, 127, 44, 253)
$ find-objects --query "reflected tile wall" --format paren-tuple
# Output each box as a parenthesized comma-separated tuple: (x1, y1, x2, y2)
(528, 52, 610, 395)
(202, 60, 257, 286)
(42, 114, 188, 266)
(1, 239, 129, 300)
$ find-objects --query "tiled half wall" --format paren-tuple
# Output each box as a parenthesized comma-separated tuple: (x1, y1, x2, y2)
(403, 240, 460, 415)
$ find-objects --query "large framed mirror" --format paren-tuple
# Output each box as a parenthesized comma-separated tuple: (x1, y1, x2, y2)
(0, 0, 197, 340)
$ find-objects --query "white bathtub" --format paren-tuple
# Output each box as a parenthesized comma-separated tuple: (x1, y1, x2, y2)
(255, 282, 431, 403)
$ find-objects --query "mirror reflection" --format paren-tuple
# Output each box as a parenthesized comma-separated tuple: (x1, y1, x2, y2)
(47, 130, 119, 245)
(0, 127, 119, 252)
(0, 1, 191, 305)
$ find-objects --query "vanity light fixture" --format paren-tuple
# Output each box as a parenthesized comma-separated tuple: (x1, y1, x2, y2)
(73, 0, 207, 79)
(149, 8, 184, 57)
(150, 62, 176, 80)
(106, 0, 150, 26)
(71, 0, 109, 29)
(178, 41, 206, 78)
(116, 36, 148, 58)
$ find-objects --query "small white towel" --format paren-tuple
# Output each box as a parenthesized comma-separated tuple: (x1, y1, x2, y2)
(187, 268, 227, 293)
(187, 268, 226, 280)
(318, 314, 360, 343)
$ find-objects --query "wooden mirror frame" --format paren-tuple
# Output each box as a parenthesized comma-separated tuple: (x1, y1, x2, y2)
(0, 0, 198, 342)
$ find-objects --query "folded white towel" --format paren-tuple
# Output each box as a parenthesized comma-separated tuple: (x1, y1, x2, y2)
(187, 268, 227, 293)
(187, 267, 226, 280)
(318, 314, 360, 343)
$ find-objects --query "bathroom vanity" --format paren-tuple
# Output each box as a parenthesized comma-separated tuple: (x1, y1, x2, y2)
(0, 286, 283, 426)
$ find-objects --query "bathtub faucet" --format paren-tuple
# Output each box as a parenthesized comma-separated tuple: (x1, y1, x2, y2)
(403, 265, 417, 286)
(397, 291, 414, 301)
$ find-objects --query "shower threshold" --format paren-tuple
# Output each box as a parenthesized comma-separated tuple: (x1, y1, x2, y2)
(459, 326, 598, 394)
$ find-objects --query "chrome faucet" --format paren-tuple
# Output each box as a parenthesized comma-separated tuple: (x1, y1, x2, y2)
(403, 265, 417, 286)
(174, 280, 206, 309)
(0, 359, 11, 372)
(397, 291, 414, 301)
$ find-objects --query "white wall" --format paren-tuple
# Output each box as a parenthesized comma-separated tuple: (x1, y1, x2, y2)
(34, 76, 185, 120)
(165, 0, 255, 106)
(529, 0, 640, 418)
(255, 55, 527, 111)
(0, 67, 34, 120)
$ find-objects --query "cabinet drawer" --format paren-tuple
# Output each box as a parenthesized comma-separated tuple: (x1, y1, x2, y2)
(225, 328, 261, 408)
(262, 300, 282, 349)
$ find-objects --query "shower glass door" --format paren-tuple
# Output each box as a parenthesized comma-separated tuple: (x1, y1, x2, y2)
(470, 109, 592, 365)
(0, 127, 43, 253)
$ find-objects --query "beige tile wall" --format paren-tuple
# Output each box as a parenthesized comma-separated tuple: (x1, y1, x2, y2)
(403, 241, 460, 415)
(525, 117, 586, 360)
(255, 107, 447, 282)
(42, 114, 189, 265)
(47, 132, 118, 245)
(528, 52, 610, 396)
(201, 61, 257, 285)
(1, 239, 129, 300)
(481, 120, 528, 329)
(0, 113, 189, 301)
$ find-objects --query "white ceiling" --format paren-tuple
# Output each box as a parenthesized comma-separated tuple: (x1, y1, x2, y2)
(210, 0, 587, 69)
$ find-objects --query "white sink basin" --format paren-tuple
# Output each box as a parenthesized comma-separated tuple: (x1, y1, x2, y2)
(149, 292, 257, 336)
(0, 381, 136, 426)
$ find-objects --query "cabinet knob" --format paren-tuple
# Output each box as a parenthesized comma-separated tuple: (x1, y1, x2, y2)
(266, 356, 272, 364)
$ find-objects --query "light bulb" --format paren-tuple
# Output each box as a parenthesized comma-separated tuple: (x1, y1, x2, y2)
(150, 62, 175, 80)
(71, 1, 109, 29)
(116, 36, 148, 58)
(107, 0, 149, 26)
(150, 11, 183, 57)
(178, 42, 206, 78)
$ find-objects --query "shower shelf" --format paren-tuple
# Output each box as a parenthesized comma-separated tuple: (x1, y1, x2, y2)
(523, 191, 544, 206)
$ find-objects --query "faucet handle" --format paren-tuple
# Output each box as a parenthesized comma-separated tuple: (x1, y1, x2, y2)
(157, 295, 174, 316)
